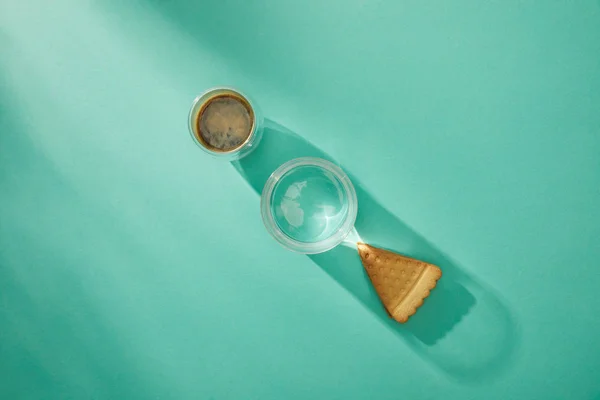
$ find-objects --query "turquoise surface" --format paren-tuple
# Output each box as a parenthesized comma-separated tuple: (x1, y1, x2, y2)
(1, 1, 599, 399)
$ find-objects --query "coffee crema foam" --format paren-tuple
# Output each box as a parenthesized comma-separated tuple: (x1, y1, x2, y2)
(196, 94, 254, 152)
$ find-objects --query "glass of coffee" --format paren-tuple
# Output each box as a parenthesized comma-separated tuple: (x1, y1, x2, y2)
(188, 87, 264, 160)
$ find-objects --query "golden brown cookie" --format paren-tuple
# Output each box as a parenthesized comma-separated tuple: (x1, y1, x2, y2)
(357, 243, 442, 323)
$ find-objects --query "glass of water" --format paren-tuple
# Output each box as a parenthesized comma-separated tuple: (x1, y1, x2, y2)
(260, 157, 358, 254)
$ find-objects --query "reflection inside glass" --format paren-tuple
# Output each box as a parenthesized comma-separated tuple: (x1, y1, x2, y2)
(270, 165, 349, 243)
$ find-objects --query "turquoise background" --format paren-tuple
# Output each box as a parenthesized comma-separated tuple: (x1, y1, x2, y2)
(1, 0, 599, 399)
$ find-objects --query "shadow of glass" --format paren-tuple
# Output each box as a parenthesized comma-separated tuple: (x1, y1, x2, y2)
(233, 119, 520, 383)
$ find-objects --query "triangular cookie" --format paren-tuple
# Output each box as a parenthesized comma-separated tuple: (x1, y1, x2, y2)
(357, 243, 442, 323)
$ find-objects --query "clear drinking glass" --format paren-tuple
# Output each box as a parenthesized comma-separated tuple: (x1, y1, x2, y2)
(261, 157, 358, 254)
(188, 87, 264, 161)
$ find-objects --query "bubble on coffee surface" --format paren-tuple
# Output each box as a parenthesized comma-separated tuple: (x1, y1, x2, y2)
(198, 96, 253, 151)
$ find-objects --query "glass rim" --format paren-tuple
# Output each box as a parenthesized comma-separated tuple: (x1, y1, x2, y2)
(260, 157, 358, 254)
